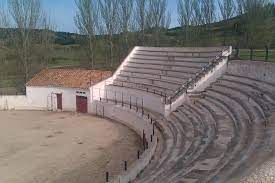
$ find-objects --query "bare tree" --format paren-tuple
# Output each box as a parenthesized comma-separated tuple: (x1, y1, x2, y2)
(0, 3, 9, 28)
(236, 0, 246, 15)
(192, 0, 203, 26)
(219, 0, 235, 20)
(99, 0, 119, 68)
(40, 12, 55, 67)
(119, 0, 134, 53)
(135, 0, 148, 45)
(201, 0, 216, 44)
(147, 0, 171, 46)
(74, 0, 99, 68)
(0, 3, 9, 49)
(218, 0, 235, 45)
(201, 0, 216, 25)
(177, 0, 194, 45)
(191, 0, 204, 45)
(242, 0, 273, 49)
(8, 0, 53, 84)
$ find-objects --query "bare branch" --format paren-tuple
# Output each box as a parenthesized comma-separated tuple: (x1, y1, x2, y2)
(74, 0, 99, 68)
(218, 0, 235, 20)
(135, 0, 148, 45)
(119, 0, 134, 52)
(99, 0, 119, 67)
(146, 0, 170, 46)
(8, 0, 53, 84)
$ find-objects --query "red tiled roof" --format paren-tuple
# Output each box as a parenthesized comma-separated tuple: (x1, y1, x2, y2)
(26, 69, 112, 89)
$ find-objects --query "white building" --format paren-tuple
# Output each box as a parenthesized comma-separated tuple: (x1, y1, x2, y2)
(26, 68, 112, 113)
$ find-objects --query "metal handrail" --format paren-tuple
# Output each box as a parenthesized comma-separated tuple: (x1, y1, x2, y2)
(166, 47, 230, 104)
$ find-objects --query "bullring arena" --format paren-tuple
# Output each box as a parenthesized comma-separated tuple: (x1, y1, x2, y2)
(1, 46, 275, 183)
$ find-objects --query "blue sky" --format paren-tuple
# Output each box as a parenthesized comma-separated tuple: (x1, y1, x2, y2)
(3, 0, 275, 33)
(41, 0, 178, 33)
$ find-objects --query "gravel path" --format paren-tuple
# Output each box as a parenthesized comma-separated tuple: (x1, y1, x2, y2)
(240, 157, 275, 183)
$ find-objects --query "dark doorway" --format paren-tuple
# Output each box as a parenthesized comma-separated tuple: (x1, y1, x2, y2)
(56, 93, 62, 110)
(76, 96, 88, 113)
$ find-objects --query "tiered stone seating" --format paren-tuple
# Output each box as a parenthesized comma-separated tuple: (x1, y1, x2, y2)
(134, 70, 275, 183)
(99, 50, 275, 182)
(112, 47, 227, 97)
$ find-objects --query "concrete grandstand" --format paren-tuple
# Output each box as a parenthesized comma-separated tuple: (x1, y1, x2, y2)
(91, 46, 275, 183)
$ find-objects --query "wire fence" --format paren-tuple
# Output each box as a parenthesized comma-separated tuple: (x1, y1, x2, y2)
(232, 48, 275, 62)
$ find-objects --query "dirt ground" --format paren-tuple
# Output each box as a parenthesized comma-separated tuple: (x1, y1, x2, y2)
(0, 111, 142, 183)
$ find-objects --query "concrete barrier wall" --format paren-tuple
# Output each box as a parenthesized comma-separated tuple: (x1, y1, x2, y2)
(191, 57, 228, 92)
(91, 101, 157, 183)
(0, 95, 29, 110)
(228, 60, 275, 83)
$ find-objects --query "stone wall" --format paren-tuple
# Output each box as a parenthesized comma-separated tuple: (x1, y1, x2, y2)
(228, 60, 275, 83)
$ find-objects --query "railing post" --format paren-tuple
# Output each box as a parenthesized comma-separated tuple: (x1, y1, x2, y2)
(143, 130, 146, 150)
(265, 46, 269, 61)
(136, 97, 138, 112)
(250, 48, 253, 60)
(91, 87, 94, 101)
(153, 123, 155, 136)
(106, 172, 109, 182)
(142, 99, 144, 116)
(106, 90, 108, 102)
(115, 91, 117, 104)
(235, 47, 240, 58)
(122, 92, 124, 107)
(124, 161, 128, 171)
(130, 95, 132, 109)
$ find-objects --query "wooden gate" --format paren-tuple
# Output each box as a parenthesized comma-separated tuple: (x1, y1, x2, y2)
(76, 96, 88, 113)
(56, 93, 62, 110)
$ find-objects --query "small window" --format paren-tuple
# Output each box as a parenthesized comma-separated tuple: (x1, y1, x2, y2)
(76, 91, 86, 95)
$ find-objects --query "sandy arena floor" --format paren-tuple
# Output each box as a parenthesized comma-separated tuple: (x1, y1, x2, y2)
(0, 111, 142, 183)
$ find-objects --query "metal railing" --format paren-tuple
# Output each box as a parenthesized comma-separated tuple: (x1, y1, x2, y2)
(93, 90, 158, 183)
(166, 47, 230, 104)
(103, 47, 230, 106)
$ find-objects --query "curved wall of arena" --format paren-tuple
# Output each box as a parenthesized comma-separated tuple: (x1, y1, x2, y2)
(91, 101, 158, 183)
(228, 60, 275, 82)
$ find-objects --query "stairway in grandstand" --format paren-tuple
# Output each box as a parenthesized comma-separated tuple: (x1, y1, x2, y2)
(109, 46, 229, 97)
(98, 46, 275, 183)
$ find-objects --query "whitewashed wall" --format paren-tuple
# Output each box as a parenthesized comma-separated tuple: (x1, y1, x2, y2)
(0, 95, 28, 110)
(26, 86, 91, 112)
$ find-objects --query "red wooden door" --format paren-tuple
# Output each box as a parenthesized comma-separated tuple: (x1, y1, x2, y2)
(76, 96, 88, 113)
(56, 94, 62, 110)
